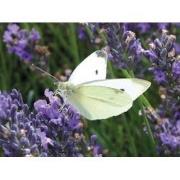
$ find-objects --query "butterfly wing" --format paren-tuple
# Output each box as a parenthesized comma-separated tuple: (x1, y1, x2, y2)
(68, 50, 107, 85)
(67, 85, 133, 120)
(82, 78, 151, 101)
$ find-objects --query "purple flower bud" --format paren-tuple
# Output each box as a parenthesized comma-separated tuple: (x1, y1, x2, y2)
(160, 132, 179, 149)
(136, 23, 151, 33)
(153, 69, 167, 84)
(29, 29, 41, 41)
(174, 43, 180, 54)
(143, 50, 158, 61)
(78, 26, 86, 40)
(172, 60, 180, 78)
(7, 24, 20, 34)
(157, 23, 169, 30)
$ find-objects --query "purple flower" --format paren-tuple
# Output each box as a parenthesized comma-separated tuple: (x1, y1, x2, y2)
(136, 23, 151, 33)
(77, 26, 86, 40)
(174, 112, 180, 121)
(153, 69, 167, 84)
(144, 30, 176, 85)
(88, 23, 144, 71)
(36, 129, 53, 150)
(124, 23, 151, 33)
(172, 60, 180, 78)
(174, 43, 180, 54)
(0, 89, 42, 156)
(3, 24, 41, 62)
(123, 23, 171, 34)
(144, 30, 180, 155)
(4, 24, 20, 41)
(143, 48, 158, 62)
(160, 132, 179, 149)
(29, 29, 41, 41)
(157, 23, 169, 30)
(0, 89, 103, 157)
(90, 135, 102, 157)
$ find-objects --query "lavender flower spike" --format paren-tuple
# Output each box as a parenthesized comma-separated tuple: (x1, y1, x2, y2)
(0, 89, 103, 157)
(145, 30, 180, 155)
(3, 24, 41, 61)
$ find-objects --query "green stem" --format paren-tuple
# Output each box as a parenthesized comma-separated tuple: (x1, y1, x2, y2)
(0, 33, 8, 89)
(85, 25, 94, 40)
(121, 69, 132, 78)
(141, 95, 151, 107)
(68, 24, 80, 65)
(107, 61, 116, 78)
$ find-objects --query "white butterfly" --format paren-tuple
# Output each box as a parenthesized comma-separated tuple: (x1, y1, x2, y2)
(53, 50, 151, 120)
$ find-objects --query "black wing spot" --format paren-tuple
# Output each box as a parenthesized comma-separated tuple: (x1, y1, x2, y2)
(120, 89, 125, 92)
(95, 70, 98, 75)
(114, 89, 121, 94)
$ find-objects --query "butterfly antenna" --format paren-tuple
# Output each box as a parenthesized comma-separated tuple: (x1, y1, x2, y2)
(31, 64, 59, 82)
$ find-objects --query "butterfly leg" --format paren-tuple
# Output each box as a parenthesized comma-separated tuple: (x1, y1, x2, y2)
(54, 89, 66, 112)
(54, 89, 70, 119)
(59, 103, 66, 113)
(58, 104, 71, 120)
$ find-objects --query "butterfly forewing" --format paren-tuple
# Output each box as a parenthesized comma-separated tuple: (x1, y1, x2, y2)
(68, 50, 107, 85)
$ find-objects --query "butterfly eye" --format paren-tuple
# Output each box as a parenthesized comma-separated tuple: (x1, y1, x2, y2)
(95, 70, 98, 75)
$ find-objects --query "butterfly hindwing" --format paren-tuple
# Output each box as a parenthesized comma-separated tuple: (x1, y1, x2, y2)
(67, 85, 133, 120)
(82, 78, 151, 101)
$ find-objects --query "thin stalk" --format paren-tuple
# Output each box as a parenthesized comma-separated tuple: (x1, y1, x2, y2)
(84, 25, 94, 41)
(0, 32, 8, 89)
(68, 24, 80, 65)
(107, 61, 116, 78)
(121, 69, 132, 78)
(139, 97, 156, 145)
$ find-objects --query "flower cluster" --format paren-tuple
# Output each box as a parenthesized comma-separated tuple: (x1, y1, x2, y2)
(144, 30, 180, 155)
(144, 30, 177, 84)
(124, 23, 170, 34)
(124, 23, 180, 58)
(87, 23, 145, 73)
(3, 24, 50, 69)
(3, 24, 40, 61)
(107, 24, 144, 70)
(0, 89, 102, 157)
